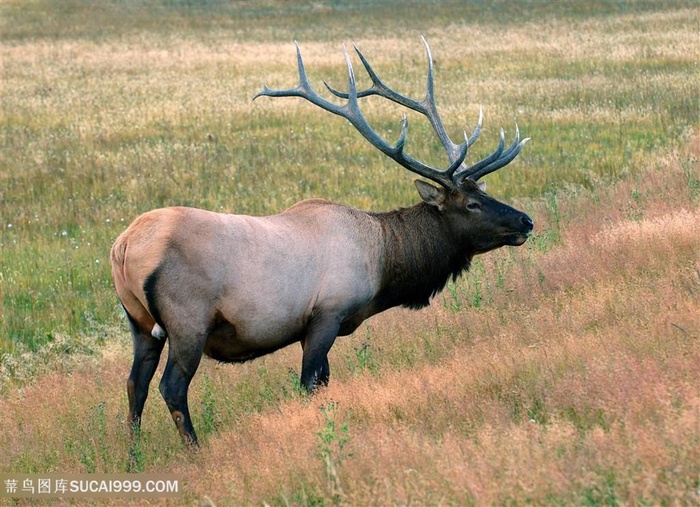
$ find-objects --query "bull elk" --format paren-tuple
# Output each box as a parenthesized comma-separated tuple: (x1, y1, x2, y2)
(111, 38, 534, 449)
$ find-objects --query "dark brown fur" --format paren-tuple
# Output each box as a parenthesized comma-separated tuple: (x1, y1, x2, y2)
(372, 202, 470, 310)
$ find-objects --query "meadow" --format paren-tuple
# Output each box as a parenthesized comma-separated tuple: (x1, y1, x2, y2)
(1, 0, 698, 505)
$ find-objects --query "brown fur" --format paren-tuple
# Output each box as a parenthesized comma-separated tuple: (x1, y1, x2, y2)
(114, 41, 534, 451)
(112, 181, 532, 452)
(372, 202, 470, 310)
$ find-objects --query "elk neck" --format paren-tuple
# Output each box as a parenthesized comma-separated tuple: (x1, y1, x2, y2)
(370, 202, 472, 311)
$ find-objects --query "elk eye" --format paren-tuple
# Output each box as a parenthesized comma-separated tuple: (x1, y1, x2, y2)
(467, 202, 481, 211)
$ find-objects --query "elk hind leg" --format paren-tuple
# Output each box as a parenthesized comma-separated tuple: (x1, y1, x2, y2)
(124, 308, 166, 468)
(158, 330, 205, 448)
(125, 309, 166, 431)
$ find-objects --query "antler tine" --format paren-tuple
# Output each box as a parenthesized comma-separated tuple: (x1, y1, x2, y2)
(318, 38, 532, 185)
(255, 41, 468, 189)
(324, 37, 467, 169)
(254, 41, 341, 114)
(466, 107, 484, 148)
(456, 123, 531, 183)
(339, 44, 468, 188)
(323, 44, 422, 110)
(455, 128, 506, 183)
(256, 41, 529, 186)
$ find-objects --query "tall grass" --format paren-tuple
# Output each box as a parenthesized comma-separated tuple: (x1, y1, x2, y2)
(1, 134, 697, 504)
(1, 0, 697, 354)
(1, 1, 699, 505)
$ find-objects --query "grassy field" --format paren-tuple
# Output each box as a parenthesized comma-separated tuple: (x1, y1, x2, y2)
(1, 0, 699, 505)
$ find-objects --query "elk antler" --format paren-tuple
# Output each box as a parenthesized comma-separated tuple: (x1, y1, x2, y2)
(254, 37, 529, 188)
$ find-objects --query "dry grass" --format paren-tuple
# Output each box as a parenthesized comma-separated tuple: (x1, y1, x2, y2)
(198, 129, 700, 503)
(2, 133, 698, 505)
(3, 7, 697, 129)
(2, 2, 699, 505)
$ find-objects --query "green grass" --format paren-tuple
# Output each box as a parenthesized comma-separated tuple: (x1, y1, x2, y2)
(0, 3, 699, 503)
(2, 0, 697, 354)
(2, 0, 692, 43)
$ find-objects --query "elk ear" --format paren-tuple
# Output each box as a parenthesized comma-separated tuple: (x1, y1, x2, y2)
(415, 180, 446, 208)
(477, 181, 486, 191)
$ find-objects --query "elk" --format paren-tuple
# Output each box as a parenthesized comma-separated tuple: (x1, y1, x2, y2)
(110, 38, 533, 449)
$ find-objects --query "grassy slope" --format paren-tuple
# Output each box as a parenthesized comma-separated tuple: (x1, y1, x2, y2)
(1, 0, 698, 353)
(1, 135, 697, 505)
(1, 1, 698, 505)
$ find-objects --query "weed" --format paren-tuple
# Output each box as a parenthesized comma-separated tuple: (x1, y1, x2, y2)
(526, 396, 549, 426)
(493, 256, 508, 291)
(542, 190, 563, 248)
(285, 368, 303, 398)
(345, 325, 379, 376)
(562, 406, 610, 435)
(200, 374, 218, 438)
(350, 342, 376, 375)
(316, 401, 352, 505)
(580, 469, 620, 507)
(127, 425, 145, 473)
(470, 278, 483, 309)
(683, 157, 700, 204)
(281, 483, 326, 507)
(444, 281, 463, 313)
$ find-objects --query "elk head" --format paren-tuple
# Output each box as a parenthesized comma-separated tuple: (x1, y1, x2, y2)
(254, 37, 534, 254)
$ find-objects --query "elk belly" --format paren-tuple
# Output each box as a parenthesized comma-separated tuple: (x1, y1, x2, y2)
(202, 312, 306, 363)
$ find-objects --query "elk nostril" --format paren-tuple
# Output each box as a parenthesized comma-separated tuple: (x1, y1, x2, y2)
(522, 215, 534, 230)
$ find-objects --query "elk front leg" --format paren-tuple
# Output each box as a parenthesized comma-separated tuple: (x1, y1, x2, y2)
(300, 314, 340, 393)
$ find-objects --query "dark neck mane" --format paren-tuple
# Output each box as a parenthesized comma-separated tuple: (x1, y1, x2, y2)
(371, 203, 471, 310)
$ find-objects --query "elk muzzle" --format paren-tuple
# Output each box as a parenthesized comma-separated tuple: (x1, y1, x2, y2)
(500, 211, 534, 246)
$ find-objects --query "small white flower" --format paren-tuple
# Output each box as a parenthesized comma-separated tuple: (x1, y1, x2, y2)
(61, 230, 67, 237)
